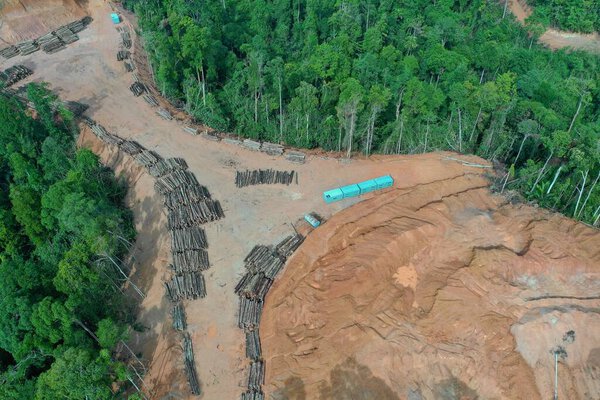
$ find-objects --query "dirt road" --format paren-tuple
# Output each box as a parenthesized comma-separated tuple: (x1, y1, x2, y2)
(0, 2, 496, 398)
(507, 0, 600, 53)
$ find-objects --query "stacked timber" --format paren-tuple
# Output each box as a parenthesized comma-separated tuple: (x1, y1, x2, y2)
(235, 169, 296, 188)
(148, 157, 188, 178)
(235, 271, 272, 300)
(171, 302, 187, 331)
(124, 61, 134, 72)
(66, 17, 91, 34)
(183, 333, 201, 395)
(120, 27, 132, 49)
(117, 50, 130, 61)
(129, 81, 146, 96)
(183, 126, 198, 135)
(238, 297, 262, 330)
(275, 234, 304, 258)
(41, 35, 65, 53)
(171, 249, 210, 272)
(143, 94, 159, 106)
(202, 133, 220, 142)
(17, 40, 39, 56)
(54, 26, 79, 44)
(261, 142, 284, 156)
(245, 330, 262, 361)
(91, 123, 123, 146)
(133, 150, 161, 168)
(170, 227, 208, 251)
(223, 138, 242, 146)
(0, 65, 33, 87)
(248, 361, 265, 390)
(284, 151, 306, 164)
(165, 272, 206, 301)
(119, 140, 144, 156)
(241, 390, 264, 400)
(163, 185, 211, 211)
(166, 200, 224, 228)
(155, 170, 199, 194)
(156, 108, 173, 120)
(0, 46, 19, 59)
(242, 139, 261, 151)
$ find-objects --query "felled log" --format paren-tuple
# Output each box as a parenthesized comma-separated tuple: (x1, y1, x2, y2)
(118, 140, 144, 156)
(143, 94, 159, 106)
(156, 108, 173, 120)
(183, 126, 198, 135)
(133, 149, 161, 168)
(90, 123, 123, 146)
(16, 40, 39, 56)
(166, 200, 225, 228)
(129, 81, 146, 96)
(235, 169, 296, 188)
(242, 139, 261, 151)
(117, 50, 130, 61)
(275, 234, 304, 258)
(260, 142, 284, 156)
(241, 390, 264, 400)
(0, 46, 19, 59)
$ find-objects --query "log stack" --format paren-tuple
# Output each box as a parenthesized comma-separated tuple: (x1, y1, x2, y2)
(148, 157, 188, 178)
(119, 140, 144, 156)
(117, 50, 130, 61)
(183, 333, 201, 395)
(54, 26, 79, 44)
(0, 65, 33, 87)
(132, 150, 161, 168)
(163, 185, 211, 211)
(171, 249, 210, 273)
(284, 150, 306, 164)
(17, 40, 39, 56)
(242, 139, 262, 151)
(236, 234, 304, 397)
(156, 108, 173, 120)
(235, 169, 296, 188)
(143, 94, 159, 106)
(261, 142, 284, 156)
(172, 302, 187, 331)
(129, 81, 146, 96)
(0, 46, 19, 59)
(165, 271, 206, 301)
(241, 390, 264, 400)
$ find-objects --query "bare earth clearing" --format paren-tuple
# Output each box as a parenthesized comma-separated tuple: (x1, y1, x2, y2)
(2, 1, 600, 399)
(507, 0, 600, 53)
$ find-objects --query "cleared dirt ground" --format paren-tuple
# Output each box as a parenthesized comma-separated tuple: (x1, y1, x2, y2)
(2, 1, 599, 399)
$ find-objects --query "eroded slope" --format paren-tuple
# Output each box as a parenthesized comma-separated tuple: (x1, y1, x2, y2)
(262, 176, 600, 399)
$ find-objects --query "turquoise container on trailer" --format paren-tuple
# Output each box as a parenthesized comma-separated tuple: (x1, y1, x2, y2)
(323, 175, 394, 203)
(111, 13, 120, 24)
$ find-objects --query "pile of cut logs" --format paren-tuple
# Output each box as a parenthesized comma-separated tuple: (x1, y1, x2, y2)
(260, 142, 284, 156)
(242, 139, 261, 151)
(119, 27, 132, 49)
(171, 249, 210, 273)
(143, 94, 159, 107)
(0, 46, 19, 59)
(172, 303, 187, 331)
(0, 18, 90, 59)
(156, 108, 173, 120)
(235, 169, 297, 188)
(183, 333, 201, 395)
(129, 81, 146, 96)
(17, 40, 39, 56)
(117, 50, 130, 61)
(85, 117, 221, 398)
(236, 234, 304, 399)
(241, 390, 264, 400)
(284, 151, 306, 164)
(165, 271, 206, 301)
(148, 158, 188, 178)
(0, 65, 33, 87)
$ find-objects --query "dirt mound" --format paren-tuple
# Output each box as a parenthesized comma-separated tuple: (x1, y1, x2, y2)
(261, 175, 600, 399)
(0, 0, 86, 44)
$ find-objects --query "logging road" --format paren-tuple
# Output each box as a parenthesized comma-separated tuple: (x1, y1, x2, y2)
(0, 1, 492, 398)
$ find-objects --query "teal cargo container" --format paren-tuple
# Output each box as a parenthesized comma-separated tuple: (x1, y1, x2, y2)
(323, 175, 394, 203)
(111, 13, 120, 24)
(340, 184, 360, 197)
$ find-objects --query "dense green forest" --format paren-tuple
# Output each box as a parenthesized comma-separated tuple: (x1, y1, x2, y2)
(0, 84, 136, 399)
(527, 0, 600, 33)
(125, 0, 599, 225)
